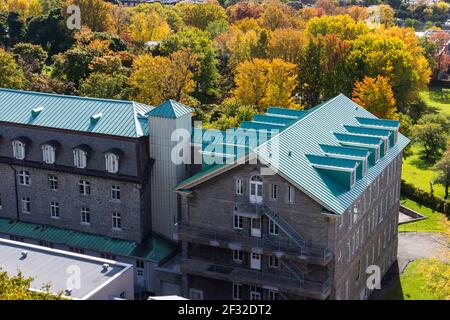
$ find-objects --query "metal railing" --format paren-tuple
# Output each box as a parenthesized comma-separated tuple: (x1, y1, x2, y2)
(176, 222, 332, 262)
(181, 258, 331, 299)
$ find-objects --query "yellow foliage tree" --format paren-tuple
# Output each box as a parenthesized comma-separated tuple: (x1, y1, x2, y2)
(130, 11, 171, 45)
(267, 28, 307, 64)
(0, 0, 42, 19)
(233, 58, 299, 111)
(352, 75, 398, 120)
(129, 50, 197, 105)
(66, 0, 112, 32)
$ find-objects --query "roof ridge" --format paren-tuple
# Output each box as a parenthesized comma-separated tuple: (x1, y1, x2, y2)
(0, 88, 145, 106)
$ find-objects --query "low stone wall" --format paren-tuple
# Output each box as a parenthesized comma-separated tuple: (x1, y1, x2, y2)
(399, 205, 427, 224)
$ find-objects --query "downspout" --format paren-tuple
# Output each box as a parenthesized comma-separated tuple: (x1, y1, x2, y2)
(9, 164, 19, 221)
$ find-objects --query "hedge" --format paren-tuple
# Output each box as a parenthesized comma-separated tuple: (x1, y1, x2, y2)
(401, 179, 450, 215)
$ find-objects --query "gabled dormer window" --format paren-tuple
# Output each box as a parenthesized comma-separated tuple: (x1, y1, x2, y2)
(350, 169, 356, 188)
(362, 158, 368, 177)
(12, 140, 26, 160)
(105, 153, 119, 173)
(375, 147, 380, 163)
(73, 145, 90, 169)
(42, 144, 56, 164)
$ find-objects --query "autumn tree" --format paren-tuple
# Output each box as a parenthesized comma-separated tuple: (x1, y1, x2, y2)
(306, 14, 368, 41)
(232, 58, 298, 111)
(0, 0, 43, 19)
(0, 48, 25, 89)
(434, 151, 450, 199)
(226, 1, 263, 23)
(412, 121, 447, 160)
(12, 43, 48, 74)
(129, 50, 197, 105)
(66, 0, 112, 32)
(267, 28, 307, 64)
(129, 11, 170, 45)
(259, 3, 294, 31)
(80, 72, 129, 100)
(352, 75, 398, 120)
(176, 3, 227, 30)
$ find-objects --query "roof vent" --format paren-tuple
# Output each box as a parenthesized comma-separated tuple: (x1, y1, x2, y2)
(31, 107, 44, 117)
(21, 250, 28, 258)
(102, 263, 110, 271)
(288, 151, 292, 157)
(90, 113, 103, 125)
(65, 288, 72, 296)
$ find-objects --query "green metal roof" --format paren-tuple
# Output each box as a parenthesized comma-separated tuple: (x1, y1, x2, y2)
(343, 125, 392, 138)
(146, 100, 193, 119)
(334, 132, 382, 146)
(319, 144, 370, 158)
(306, 154, 359, 169)
(0, 89, 153, 138)
(252, 114, 296, 126)
(355, 117, 400, 129)
(266, 107, 307, 119)
(0, 218, 177, 262)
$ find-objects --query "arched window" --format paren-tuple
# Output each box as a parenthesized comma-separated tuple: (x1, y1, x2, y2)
(73, 148, 87, 169)
(42, 144, 56, 164)
(12, 140, 26, 160)
(249, 175, 263, 204)
(105, 153, 119, 173)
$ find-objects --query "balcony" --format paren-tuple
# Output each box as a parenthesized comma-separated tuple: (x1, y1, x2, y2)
(175, 223, 332, 265)
(181, 259, 331, 300)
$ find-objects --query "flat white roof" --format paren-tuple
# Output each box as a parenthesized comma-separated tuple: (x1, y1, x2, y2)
(0, 239, 132, 299)
(148, 295, 188, 300)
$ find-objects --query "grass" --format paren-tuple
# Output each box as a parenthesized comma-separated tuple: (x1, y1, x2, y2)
(419, 86, 450, 116)
(384, 259, 448, 300)
(402, 144, 446, 199)
(399, 198, 449, 233)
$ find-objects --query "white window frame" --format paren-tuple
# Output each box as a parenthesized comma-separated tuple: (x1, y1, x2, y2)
(42, 144, 56, 164)
(233, 214, 243, 230)
(268, 290, 278, 300)
(270, 183, 278, 201)
(81, 207, 90, 225)
(73, 149, 87, 169)
(111, 185, 121, 201)
(232, 283, 242, 300)
(21, 197, 30, 214)
(235, 179, 243, 195)
(112, 212, 122, 230)
(18, 170, 30, 186)
(233, 249, 243, 263)
(50, 201, 59, 219)
(269, 218, 279, 235)
(79, 180, 91, 195)
(269, 255, 279, 268)
(350, 169, 356, 188)
(48, 175, 58, 191)
(12, 140, 25, 160)
(105, 152, 119, 173)
(287, 185, 295, 204)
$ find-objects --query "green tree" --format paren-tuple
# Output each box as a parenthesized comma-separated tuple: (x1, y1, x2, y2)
(0, 47, 25, 88)
(80, 72, 128, 100)
(7, 12, 26, 46)
(12, 42, 47, 74)
(0, 12, 8, 47)
(51, 46, 95, 87)
(160, 27, 221, 98)
(412, 122, 447, 160)
(176, 3, 227, 30)
(434, 151, 450, 199)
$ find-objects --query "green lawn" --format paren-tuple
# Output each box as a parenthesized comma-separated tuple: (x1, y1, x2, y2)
(402, 144, 446, 199)
(419, 86, 450, 116)
(399, 198, 449, 233)
(384, 259, 445, 300)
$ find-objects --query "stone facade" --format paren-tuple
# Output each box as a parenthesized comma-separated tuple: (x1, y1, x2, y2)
(178, 154, 403, 300)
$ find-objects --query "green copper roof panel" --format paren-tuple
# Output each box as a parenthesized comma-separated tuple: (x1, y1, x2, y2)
(334, 132, 382, 146)
(146, 100, 193, 119)
(306, 154, 359, 169)
(355, 117, 400, 129)
(254, 94, 410, 215)
(319, 144, 370, 158)
(240, 121, 285, 132)
(0, 89, 153, 138)
(252, 114, 295, 126)
(0, 218, 176, 262)
(266, 107, 307, 119)
(344, 125, 392, 138)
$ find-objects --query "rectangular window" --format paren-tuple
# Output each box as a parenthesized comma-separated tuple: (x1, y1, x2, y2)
(287, 185, 295, 203)
(21, 197, 30, 214)
(269, 218, 279, 235)
(270, 184, 278, 200)
(101, 253, 116, 260)
(233, 250, 243, 263)
(269, 255, 279, 268)
(50, 201, 59, 219)
(12, 141, 25, 160)
(48, 175, 58, 191)
(136, 260, 144, 276)
(268, 290, 278, 300)
(235, 179, 243, 195)
(81, 207, 90, 224)
(233, 214, 243, 230)
(111, 185, 121, 201)
(350, 169, 356, 187)
(69, 247, 85, 254)
(112, 212, 122, 230)
(18, 170, 30, 186)
(232, 283, 242, 300)
(79, 180, 91, 195)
